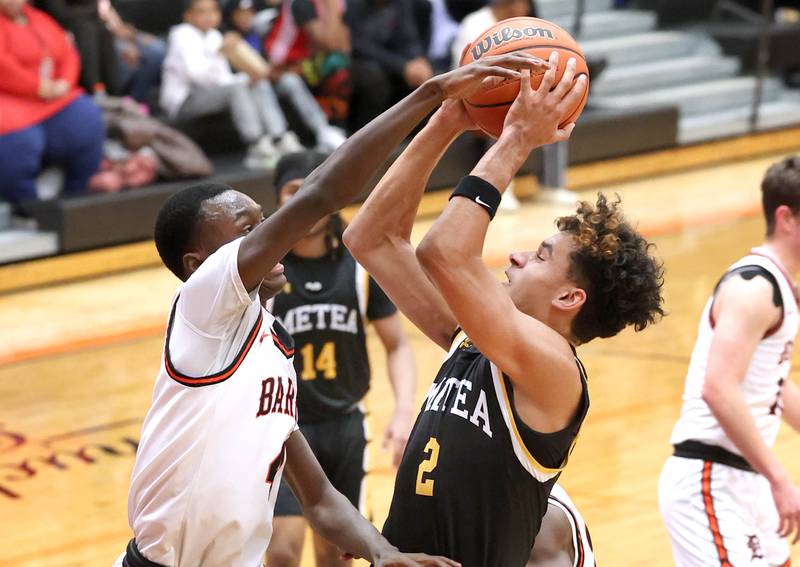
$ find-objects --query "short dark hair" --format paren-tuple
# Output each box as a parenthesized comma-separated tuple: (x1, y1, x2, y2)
(556, 194, 665, 344)
(154, 183, 231, 279)
(273, 150, 329, 203)
(762, 156, 800, 236)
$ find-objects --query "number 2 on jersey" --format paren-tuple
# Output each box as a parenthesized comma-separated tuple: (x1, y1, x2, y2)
(415, 437, 440, 496)
(299, 342, 337, 380)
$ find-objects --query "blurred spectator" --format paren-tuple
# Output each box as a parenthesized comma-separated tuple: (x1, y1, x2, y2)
(265, 0, 358, 130)
(451, 0, 532, 67)
(344, 0, 433, 105)
(101, 1, 167, 105)
(223, 0, 346, 151)
(0, 0, 104, 205)
(161, 0, 307, 169)
(37, 0, 120, 93)
(222, 0, 267, 51)
(427, 0, 459, 73)
(444, 0, 485, 22)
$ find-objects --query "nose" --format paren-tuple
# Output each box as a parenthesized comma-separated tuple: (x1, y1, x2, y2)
(509, 252, 527, 268)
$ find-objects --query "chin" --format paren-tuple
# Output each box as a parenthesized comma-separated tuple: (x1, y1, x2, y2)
(259, 275, 287, 301)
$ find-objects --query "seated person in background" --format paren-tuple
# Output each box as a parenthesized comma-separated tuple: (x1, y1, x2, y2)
(0, 0, 103, 206)
(223, 0, 266, 51)
(264, 0, 359, 132)
(344, 0, 433, 106)
(450, 0, 532, 68)
(36, 0, 119, 94)
(100, 0, 167, 106)
(224, 0, 346, 151)
(161, 0, 305, 169)
(444, 0, 487, 22)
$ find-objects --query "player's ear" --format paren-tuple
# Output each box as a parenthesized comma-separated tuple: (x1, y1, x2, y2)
(182, 252, 204, 279)
(553, 286, 586, 313)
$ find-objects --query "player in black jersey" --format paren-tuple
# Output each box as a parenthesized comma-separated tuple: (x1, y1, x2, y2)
(344, 53, 665, 567)
(266, 151, 418, 567)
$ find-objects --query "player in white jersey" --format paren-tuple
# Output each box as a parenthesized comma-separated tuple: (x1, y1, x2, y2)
(659, 156, 800, 566)
(114, 53, 548, 567)
(528, 484, 596, 567)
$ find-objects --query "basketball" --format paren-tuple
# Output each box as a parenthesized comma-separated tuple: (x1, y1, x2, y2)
(460, 17, 590, 138)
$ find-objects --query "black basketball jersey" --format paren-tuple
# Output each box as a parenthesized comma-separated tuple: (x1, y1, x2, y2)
(382, 331, 589, 567)
(269, 248, 396, 423)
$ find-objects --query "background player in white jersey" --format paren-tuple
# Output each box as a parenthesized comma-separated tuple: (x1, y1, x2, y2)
(659, 157, 800, 566)
(528, 484, 596, 567)
(115, 52, 547, 567)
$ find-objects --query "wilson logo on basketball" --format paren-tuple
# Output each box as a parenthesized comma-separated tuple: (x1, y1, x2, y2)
(470, 26, 555, 61)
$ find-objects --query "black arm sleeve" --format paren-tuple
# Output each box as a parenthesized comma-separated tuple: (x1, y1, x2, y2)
(367, 276, 398, 321)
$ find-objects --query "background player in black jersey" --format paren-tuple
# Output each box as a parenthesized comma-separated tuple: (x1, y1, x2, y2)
(266, 151, 418, 567)
(343, 53, 665, 566)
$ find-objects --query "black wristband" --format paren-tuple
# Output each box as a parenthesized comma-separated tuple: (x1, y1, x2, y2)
(449, 175, 503, 220)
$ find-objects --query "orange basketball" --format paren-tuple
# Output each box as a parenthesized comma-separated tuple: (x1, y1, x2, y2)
(460, 17, 590, 138)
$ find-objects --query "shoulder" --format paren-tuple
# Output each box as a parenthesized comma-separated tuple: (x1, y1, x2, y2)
(714, 272, 781, 330)
(27, 6, 62, 32)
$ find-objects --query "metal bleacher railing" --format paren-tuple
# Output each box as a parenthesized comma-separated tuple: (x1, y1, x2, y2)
(710, 0, 775, 131)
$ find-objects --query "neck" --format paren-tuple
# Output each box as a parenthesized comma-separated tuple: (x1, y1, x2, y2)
(292, 232, 328, 259)
(763, 238, 800, 277)
(490, 7, 508, 20)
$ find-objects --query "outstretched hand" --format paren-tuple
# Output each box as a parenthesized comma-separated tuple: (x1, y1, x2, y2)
(501, 51, 587, 149)
(431, 53, 550, 101)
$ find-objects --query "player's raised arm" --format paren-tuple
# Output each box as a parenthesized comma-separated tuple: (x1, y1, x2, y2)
(343, 100, 474, 350)
(282, 431, 460, 566)
(415, 59, 589, 424)
(236, 53, 548, 293)
(702, 275, 800, 542)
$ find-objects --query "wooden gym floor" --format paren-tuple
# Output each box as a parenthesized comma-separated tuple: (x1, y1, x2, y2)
(2, 150, 800, 566)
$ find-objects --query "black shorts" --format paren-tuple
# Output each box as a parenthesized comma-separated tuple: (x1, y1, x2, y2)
(275, 408, 368, 517)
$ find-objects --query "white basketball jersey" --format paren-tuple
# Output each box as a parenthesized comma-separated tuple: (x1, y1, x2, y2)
(548, 484, 596, 567)
(126, 238, 298, 566)
(670, 247, 799, 454)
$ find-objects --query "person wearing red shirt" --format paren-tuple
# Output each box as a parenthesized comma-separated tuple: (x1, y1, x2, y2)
(0, 0, 103, 205)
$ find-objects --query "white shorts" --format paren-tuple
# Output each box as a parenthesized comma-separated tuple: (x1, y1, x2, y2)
(548, 484, 596, 567)
(659, 456, 790, 567)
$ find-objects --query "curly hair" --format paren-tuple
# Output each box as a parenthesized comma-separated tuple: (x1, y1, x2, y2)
(556, 194, 665, 344)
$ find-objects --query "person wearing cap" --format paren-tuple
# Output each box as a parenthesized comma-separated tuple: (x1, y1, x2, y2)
(265, 151, 418, 567)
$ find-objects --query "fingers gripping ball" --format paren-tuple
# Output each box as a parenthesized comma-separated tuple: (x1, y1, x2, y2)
(460, 17, 590, 138)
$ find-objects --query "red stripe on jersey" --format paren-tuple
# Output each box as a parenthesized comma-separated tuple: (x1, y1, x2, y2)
(701, 461, 733, 567)
(272, 333, 295, 358)
(164, 299, 263, 387)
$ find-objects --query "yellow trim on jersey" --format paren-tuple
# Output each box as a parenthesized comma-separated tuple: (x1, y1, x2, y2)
(361, 268, 370, 321)
(494, 368, 566, 476)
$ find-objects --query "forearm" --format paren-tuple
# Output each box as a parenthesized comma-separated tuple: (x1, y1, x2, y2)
(346, 112, 462, 247)
(705, 384, 787, 482)
(304, 80, 443, 211)
(304, 483, 395, 561)
(238, 79, 443, 290)
(387, 341, 417, 415)
(471, 128, 532, 192)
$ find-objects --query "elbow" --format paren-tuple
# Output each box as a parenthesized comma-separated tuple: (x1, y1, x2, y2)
(416, 235, 448, 277)
(701, 381, 722, 410)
